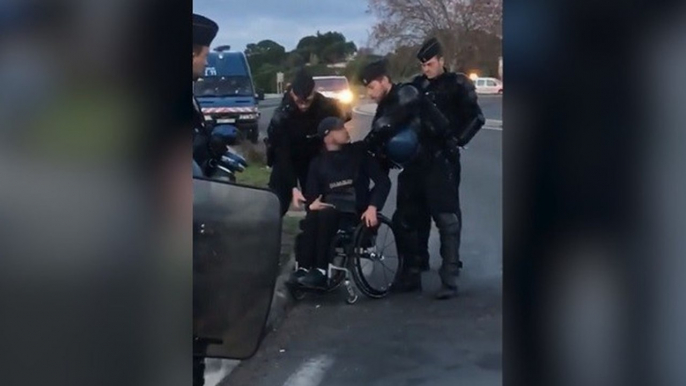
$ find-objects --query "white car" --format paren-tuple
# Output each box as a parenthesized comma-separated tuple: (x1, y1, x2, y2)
(474, 77, 503, 94)
(313, 76, 354, 104)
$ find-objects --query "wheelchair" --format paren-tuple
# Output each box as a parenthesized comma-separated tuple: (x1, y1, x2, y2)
(287, 213, 403, 304)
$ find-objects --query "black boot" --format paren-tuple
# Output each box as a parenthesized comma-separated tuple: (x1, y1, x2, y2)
(392, 254, 422, 293)
(434, 213, 461, 300)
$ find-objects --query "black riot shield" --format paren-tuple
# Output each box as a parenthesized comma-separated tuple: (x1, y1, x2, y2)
(193, 177, 281, 360)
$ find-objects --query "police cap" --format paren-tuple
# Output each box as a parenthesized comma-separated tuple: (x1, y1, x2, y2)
(317, 116, 346, 138)
(416, 37, 443, 63)
(291, 68, 315, 99)
(359, 59, 389, 86)
(193, 14, 218, 47)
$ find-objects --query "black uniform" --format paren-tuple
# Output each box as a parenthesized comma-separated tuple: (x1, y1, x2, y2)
(360, 58, 471, 295)
(266, 92, 346, 216)
(411, 70, 485, 271)
(192, 13, 218, 386)
(298, 142, 391, 271)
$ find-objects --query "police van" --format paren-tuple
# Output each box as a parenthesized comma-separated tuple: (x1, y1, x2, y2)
(194, 47, 263, 143)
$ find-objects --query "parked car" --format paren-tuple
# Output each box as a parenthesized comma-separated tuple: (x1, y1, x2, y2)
(474, 77, 503, 95)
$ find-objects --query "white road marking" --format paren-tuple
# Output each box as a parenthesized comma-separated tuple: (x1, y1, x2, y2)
(352, 106, 503, 132)
(282, 355, 335, 386)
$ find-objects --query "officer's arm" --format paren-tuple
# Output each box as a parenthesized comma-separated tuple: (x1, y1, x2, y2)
(454, 75, 486, 146)
(364, 153, 392, 211)
(270, 104, 298, 189)
(365, 84, 422, 147)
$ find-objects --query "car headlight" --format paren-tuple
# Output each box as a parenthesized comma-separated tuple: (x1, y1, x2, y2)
(239, 114, 258, 120)
(339, 90, 353, 104)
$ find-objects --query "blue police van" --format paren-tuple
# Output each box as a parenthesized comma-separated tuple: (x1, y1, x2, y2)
(194, 48, 263, 143)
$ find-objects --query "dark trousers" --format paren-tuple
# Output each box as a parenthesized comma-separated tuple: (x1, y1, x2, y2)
(268, 162, 310, 217)
(296, 208, 342, 270)
(393, 154, 461, 282)
(416, 154, 462, 265)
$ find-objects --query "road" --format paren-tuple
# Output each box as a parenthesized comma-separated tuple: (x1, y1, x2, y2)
(219, 97, 502, 385)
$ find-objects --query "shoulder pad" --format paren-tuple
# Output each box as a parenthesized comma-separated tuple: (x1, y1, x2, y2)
(396, 83, 421, 105)
(453, 72, 474, 86)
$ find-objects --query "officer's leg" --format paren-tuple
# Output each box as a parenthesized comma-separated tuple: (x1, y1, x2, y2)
(416, 209, 432, 271)
(453, 153, 463, 274)
(193, 356, 205, 386)
(427, 156, 461, 299)
(432, 211, 461, 299)
(391, 169, 422, 292)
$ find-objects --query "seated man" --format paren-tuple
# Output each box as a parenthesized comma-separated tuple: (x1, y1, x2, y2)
(290, 116, 392, 288)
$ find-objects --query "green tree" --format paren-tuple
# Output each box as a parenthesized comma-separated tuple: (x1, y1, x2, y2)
(244, 40, 286, 70)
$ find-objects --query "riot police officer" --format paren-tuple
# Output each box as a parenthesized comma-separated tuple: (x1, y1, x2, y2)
(192, 14, 223, 177)
(360, 58, 468, 299)
(265, 68, 349, 216)
(412, 37, 486, 284)
(192, 13, 218, 386)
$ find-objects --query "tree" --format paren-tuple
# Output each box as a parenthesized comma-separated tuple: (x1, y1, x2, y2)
(367, 0, 502, 71)
(296, 31, 358, 64)
(244, 40, 286, 70)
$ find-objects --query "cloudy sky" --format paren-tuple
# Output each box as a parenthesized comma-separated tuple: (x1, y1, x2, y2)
(193, 0, 377, 52)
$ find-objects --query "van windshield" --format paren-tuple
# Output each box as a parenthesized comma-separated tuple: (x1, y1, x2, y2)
(194, 76, 254, 97)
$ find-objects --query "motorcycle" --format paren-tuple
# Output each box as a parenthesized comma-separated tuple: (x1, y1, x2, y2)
(205, 125, 248, 182)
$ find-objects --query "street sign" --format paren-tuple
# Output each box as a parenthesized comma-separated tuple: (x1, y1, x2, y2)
(276, 72, 284, 82)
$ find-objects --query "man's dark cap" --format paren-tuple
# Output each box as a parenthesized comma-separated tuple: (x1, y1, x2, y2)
(317, 116, 346, 138)
(193, 14, 218, 47)
(359, 60, 389, 86)
(291, 68, 315, 99)
(417, 37, 443, 63)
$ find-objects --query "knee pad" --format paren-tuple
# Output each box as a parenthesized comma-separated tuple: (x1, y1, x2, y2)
(434, 213, 460, 234)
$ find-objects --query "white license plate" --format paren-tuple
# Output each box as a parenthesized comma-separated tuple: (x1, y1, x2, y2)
(216, 118, 236, 124)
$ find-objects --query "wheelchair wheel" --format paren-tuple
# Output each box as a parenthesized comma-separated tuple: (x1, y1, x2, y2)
(350, 215, 402, 298)
(326, 232, 350, 292)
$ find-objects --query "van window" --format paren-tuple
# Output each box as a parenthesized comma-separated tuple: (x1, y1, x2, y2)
(195, 76, 254, 97)
(487, 79, 497, 87)
(205, 53, 247, 77)
(196, 53, 254, 97)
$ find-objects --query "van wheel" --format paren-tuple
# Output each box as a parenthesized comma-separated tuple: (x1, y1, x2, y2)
(498, 89, 503, 94)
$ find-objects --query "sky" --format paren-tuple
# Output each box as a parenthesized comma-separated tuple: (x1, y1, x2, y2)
(193, 0, 377, 52)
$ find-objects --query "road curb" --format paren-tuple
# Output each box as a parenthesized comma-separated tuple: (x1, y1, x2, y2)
(265, 254, 297, 332)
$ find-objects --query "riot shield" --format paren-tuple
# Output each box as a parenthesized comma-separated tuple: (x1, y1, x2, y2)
(193, 177, 281, 360)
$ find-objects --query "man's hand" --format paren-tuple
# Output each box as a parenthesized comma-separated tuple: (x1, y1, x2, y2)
(292, 188, 307, 209)
(361, 206, 378, 227)
(309, 195, 335, 211)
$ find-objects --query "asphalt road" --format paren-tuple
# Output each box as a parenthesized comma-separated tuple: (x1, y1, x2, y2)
(220, 98, 502, 385)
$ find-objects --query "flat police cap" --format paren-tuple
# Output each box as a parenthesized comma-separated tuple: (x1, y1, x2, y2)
(193, 13, 218, 47)
(359, 60, 389, 86)
(416, 37, 443, 63)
